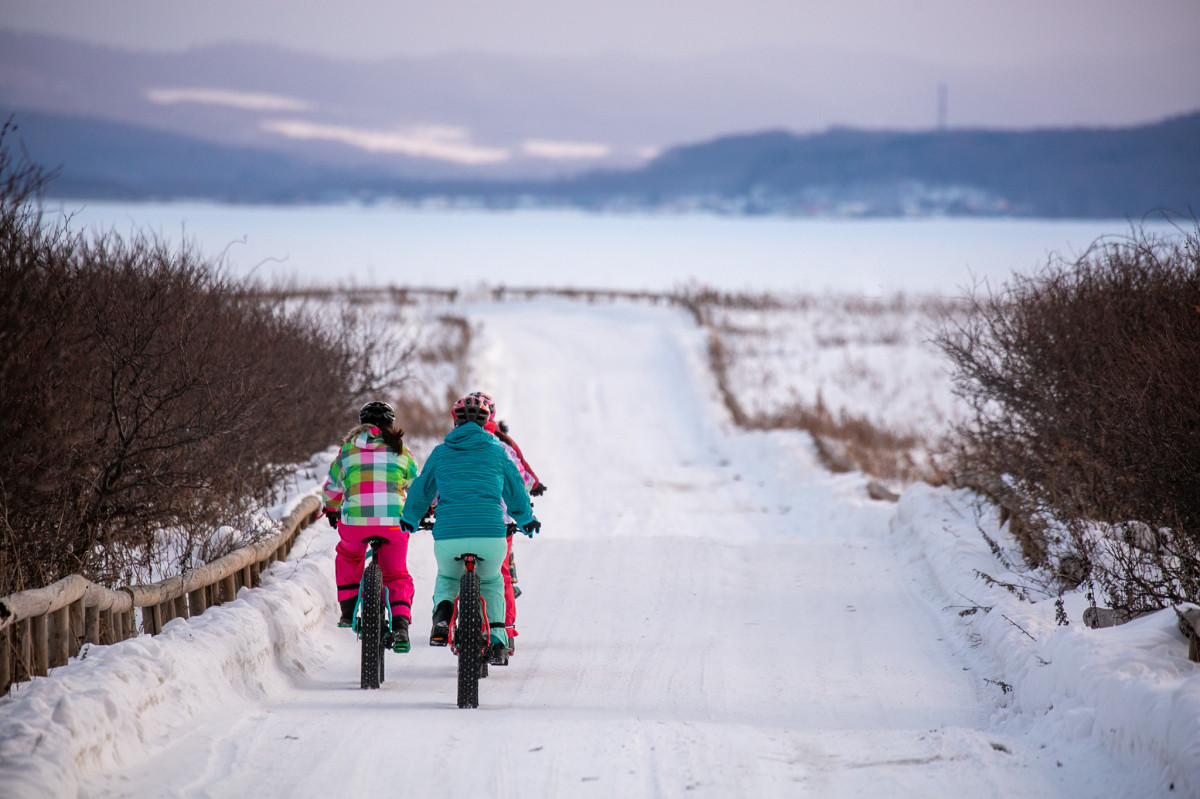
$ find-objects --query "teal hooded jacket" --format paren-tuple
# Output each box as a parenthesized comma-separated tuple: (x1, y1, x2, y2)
(400, 422, 535, 540)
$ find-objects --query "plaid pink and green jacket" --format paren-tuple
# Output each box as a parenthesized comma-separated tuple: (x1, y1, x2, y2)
(322, 426, 418, 527)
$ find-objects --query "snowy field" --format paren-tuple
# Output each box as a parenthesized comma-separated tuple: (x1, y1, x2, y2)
(1, 298, 1196, 798)
(704, 293, 965, 449)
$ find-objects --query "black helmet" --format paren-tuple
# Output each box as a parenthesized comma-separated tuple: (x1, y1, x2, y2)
(359, 401, 395, 428)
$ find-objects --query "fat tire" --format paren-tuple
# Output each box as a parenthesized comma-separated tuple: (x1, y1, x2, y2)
(379, 604, 387, 685)
(456, 570, 483, 708)
(360, 560, 384, 690)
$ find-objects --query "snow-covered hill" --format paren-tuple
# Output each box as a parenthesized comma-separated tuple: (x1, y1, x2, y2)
(0, 300, 1193, 797)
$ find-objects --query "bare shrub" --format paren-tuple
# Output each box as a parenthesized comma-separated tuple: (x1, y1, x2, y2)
(937, 223, 1200, 610)
(326, 303, 415, 402)
(0, 134, 405, 594)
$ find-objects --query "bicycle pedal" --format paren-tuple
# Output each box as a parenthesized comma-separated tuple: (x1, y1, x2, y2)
(392, 641, 410, 654)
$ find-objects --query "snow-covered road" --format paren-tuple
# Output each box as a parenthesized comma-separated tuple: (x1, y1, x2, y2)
(3, 300, 1168, 797)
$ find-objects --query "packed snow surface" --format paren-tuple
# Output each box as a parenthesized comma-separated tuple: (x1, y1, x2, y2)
(0, 300, 1193, 797)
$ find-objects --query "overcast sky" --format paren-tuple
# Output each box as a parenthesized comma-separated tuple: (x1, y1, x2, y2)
(4, 0, 1199, 67)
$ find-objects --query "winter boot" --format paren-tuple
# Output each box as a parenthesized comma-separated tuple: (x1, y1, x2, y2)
(337, 596, 357, 628)
(488, 640, 509, 666)
(387, 616, 410, 653)
(429, 600, 453, 646)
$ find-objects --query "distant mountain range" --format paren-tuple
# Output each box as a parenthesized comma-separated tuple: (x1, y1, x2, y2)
(555, 113, 1200, 218)
(1, 29, 1198, 217)
(5, 104, 1197, 219)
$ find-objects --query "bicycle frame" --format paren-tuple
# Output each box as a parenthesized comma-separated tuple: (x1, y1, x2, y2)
(352, 537, 392, 634)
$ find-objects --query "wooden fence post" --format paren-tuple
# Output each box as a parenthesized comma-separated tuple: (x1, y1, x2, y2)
(1177, 606, 1200, 662)
(174, 594, 188, 621)
(1, 625, 10, 692)
(30, 613, 47, 677)
(69, 598, 85, 652)
(100, 609, 115, 645)
(85, 604, 100, 646)
(16, 617, 32, 682)
(221, 574, 237, 604)
(145, 603, 161, 636)
(189, 587, 207, 616)
(49, 606, 70, 667)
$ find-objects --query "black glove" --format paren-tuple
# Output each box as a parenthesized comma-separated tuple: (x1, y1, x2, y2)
(530, 483, 547, 497)
(521, 518, 541, 537)
(418, 509, 436, 530)
(325, 509, 340, 528)
(399, 519, 415, 533)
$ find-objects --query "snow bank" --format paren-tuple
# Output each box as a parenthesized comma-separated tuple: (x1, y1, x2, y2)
(0, 495, 338, 799)
(891, 482, 1200, 795)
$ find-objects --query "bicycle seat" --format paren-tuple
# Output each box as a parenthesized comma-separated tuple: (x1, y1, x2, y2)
(364, 536, 390, 548)
(454, 553, 483, 562)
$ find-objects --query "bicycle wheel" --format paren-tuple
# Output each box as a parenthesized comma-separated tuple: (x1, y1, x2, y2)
(360, 560, 384, 690)
(379, 602, 387, 686)
(456, 570, 483, 708)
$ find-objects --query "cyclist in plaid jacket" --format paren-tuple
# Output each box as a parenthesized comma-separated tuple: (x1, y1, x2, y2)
(323, 401, 418, 650)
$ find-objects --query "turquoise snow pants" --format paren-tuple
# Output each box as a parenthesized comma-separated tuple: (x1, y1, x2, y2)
(432, 536, 508, 646)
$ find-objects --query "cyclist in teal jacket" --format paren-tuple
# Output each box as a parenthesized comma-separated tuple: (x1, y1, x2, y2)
(399, 393, 540, 665)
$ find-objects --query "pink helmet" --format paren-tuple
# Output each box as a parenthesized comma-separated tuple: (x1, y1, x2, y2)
(469, 391, 497, 422)
(452, 393, 495, 426)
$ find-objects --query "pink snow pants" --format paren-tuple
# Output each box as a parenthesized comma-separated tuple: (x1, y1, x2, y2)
(502, 533, 517, 638)
(335, 525, 414, 622)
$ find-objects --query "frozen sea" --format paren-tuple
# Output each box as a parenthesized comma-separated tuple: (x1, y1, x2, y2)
(54, 201, 1179, 294)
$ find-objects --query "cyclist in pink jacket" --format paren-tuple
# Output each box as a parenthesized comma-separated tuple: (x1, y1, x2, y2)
(467, 392, 547, 656)
(323, 401, 418, 652)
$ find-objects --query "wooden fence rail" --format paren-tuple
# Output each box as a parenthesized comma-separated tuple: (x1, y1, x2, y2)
(0, 494, 321, 694)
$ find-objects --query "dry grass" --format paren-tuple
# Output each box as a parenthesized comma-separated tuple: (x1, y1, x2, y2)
(695, 289, 963, 487)
(706, 332, 943, 485)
